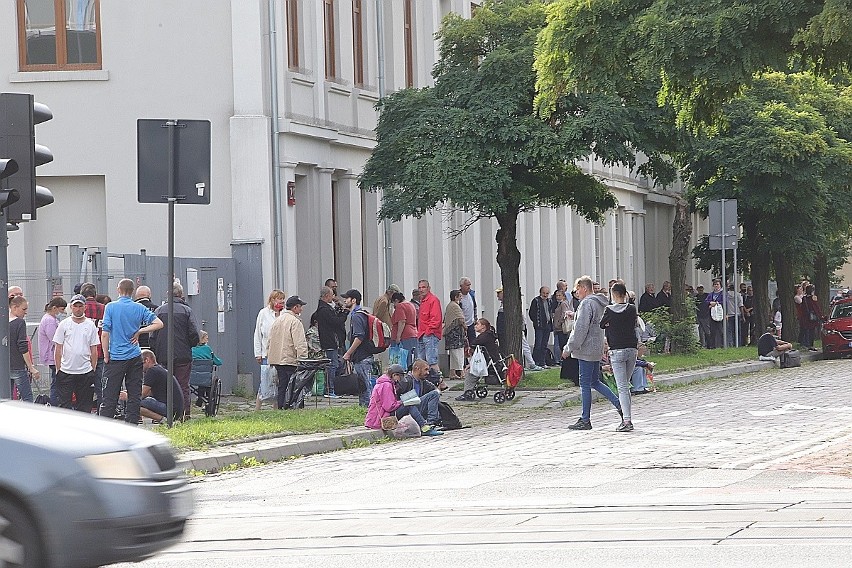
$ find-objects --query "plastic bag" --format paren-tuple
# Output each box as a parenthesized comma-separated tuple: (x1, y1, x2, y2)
(711, 304, 724, 322)
(392, 415, 422, 438)
(258, 364, 278, 401)
(470, 346, 489, 377)
(388, 345, 410, 371)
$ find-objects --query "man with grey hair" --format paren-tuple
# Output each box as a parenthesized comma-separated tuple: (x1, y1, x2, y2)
(458, 276, 478, 347)
(133, 285, 157, 348)
(151, 282, 200, 420)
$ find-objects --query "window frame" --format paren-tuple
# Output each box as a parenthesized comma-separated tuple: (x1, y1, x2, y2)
(323, 0, 337, 79)
(286, 0, 299, 70)
(17, 0, 102, 71)
(352, 0, 364, 86)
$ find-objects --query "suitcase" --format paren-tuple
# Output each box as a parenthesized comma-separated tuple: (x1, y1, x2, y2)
(780, 350, 801, 368)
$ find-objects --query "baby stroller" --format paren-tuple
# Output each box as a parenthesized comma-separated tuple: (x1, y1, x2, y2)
(189, 359, 222, 417)
(465, 350, 520, 404)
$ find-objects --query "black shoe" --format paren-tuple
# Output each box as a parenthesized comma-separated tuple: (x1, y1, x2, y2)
(568, 418, 592, 430)
(616, 420, 634, 432)
(455, 391, 475, 402)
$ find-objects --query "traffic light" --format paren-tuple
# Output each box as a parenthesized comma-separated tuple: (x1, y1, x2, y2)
(0, 93, 54, 222)
(0, 158, 20, 210)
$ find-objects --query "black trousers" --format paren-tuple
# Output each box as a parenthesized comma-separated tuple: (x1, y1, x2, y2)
(100, 356, 143, 424)
(56, 369, 95, 412)
(274, 364, 298, 409)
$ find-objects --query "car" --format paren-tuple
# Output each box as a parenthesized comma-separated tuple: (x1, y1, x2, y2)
(821, 297, 852, 358)
(0, 401, 192, 567)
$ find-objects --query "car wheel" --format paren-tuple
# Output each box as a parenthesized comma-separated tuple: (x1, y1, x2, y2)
(0, 497, 43, 568)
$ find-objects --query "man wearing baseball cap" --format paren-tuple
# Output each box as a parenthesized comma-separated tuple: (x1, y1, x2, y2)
(53, 294, 101, 412)
(267, 295, 308, 409)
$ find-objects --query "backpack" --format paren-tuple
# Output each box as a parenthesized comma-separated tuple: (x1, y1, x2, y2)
(364, 312, 391, 354)
(438, 401, 462, 430)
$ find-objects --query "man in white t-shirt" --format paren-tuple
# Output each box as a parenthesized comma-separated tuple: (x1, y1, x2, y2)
(53, 294, 101, 412)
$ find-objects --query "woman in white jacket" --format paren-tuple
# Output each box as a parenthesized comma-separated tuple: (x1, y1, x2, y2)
(254, 289, 285, 410)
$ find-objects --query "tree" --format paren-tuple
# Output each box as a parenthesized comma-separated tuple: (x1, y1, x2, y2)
(359, 0, 673, 361)
(535, 0, 852, 128)
(686, 72, 852, 342)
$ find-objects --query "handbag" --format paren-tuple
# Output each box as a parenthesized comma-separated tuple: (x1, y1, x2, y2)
(399, 389, 421, 407)
(470, 346, 489, 377)
(380, 415, 399, 430)
(561, 316, 573, 334)
(710, 303, 724, 322)
(388, 345, 410, 371)
(335, 361, 366, 395)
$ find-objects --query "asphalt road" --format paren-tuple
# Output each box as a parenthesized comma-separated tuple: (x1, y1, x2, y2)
(120, 358, 852, 567)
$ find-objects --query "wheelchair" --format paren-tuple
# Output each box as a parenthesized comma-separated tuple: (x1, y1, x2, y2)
(189, 358, 222, 417)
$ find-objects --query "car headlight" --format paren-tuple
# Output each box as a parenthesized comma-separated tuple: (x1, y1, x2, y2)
(78, 450, 147, 480)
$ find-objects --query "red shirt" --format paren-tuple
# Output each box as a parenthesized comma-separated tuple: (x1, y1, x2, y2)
(84, 299, 105, 359)
(417, 292, 442, 339)
(391, 301, 418, 341)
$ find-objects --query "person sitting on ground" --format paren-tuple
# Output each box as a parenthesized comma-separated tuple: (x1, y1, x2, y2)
(456, 318, 501, 401)
(396, 359, 441, 428)
(140, 349, 184, 423)
(631, 343, 655, 395)
(365, 364, 442, 436)
(757, 323, 793, 361)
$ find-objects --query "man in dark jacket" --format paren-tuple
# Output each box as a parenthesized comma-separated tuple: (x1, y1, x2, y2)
(312, 286, 348, 398)
(638, 283, 658, 313)
(528, 286, 552, 367)
(134, 285, 157, 348)
(396, 359, 440, 428)
(151, 283, 200, 419)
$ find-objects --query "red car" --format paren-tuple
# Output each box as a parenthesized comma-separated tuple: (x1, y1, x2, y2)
(821, 297, 852, 358)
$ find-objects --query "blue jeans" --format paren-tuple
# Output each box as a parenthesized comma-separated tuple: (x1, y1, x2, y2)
(11, 369, 33, 402)
(631, 367, 648, 392)
(533, 328, 551, 366)
(578, 358, 621, 422)
(608, 348, 637, 422)
(398, 337, 418, 369)
(354, 357, 374, 407)
(324, 349, 340, 395)
(418, 389, 441, 425)
(418, 334, 439, 366)
(394, 403, 426, 429)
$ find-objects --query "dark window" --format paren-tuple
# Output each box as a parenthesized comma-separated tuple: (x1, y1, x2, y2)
(352, 0, 364, 86)
(17, 0, 101, 71)
(286, 0, 299, 69)
(324, 0, 336, 79)
(404, 0, 413, 87)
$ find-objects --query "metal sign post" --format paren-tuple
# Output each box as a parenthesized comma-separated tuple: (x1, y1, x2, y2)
(138, 119, 210, 426)
(708, 199, 739, 349)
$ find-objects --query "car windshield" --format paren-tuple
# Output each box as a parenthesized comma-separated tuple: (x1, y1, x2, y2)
(830, 302, 852, 320)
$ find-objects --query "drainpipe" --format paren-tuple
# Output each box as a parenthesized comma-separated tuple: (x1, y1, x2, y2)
(268, 0, 285, 288)
(377, 0, 392, 288)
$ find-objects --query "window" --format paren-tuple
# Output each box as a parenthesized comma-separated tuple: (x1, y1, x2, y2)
(286, 0, 299, 69)
(17, 0, 101, 71)
(323, 0, 336, 79)
(352, 0, 364, 86)
(403, 0, 414, 87)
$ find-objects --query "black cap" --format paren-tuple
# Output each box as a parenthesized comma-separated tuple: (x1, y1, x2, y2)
(341, 289, 362, 303)
(285, 295, 307, 308)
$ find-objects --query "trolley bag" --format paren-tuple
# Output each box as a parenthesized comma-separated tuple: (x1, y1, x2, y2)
(780, 350, 801, 368)
(438, 401, 462, 430)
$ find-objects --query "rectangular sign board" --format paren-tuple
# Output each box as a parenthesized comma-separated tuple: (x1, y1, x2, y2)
(137, 119, 211, 204)
(708, 199, 738, 250)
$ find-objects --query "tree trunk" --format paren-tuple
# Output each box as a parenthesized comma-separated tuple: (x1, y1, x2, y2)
(813, 253, 830, 315)
(773, 252, 798, 344)
(743, 216, 770, 335)
(668, 196, 691, 322)
(496, 206, 523, 363)
(668, 196, 692, 353)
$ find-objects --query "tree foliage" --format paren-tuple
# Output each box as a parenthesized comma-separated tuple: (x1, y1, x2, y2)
(535, 0, 852, 127)
(359, 0, 674, 360)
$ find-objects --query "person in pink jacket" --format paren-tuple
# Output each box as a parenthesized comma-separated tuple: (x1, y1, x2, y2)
(365, 364, 442, 436)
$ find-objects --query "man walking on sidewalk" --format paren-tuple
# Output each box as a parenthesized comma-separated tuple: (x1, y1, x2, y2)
(562, 275, 622, 431)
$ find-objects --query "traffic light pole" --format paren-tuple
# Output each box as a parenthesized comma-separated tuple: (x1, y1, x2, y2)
(165, 120, 177, 428)
(0, 209, 9, 398)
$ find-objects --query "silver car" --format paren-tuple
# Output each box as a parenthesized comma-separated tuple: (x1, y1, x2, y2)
(0, 401, 192, 567)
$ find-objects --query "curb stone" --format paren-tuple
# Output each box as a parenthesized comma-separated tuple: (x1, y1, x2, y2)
(177, 351, 822, 472)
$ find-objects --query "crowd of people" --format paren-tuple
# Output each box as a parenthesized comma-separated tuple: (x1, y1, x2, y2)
(9, 279, 219, 425)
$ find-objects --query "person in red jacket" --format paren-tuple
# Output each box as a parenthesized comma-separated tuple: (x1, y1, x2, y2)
(416, 279, 443, 382)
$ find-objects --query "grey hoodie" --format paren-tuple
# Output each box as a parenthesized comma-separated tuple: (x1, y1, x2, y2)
(564, 292, 609, 361)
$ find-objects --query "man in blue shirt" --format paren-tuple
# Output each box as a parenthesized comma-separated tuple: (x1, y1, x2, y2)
(99, 278, 163, 425)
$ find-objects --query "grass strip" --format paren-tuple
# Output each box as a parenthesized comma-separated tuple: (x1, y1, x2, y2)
(160, 406, 367, 451)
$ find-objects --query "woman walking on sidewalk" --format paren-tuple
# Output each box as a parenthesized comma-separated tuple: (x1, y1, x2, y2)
(599, 282, 638, 432)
